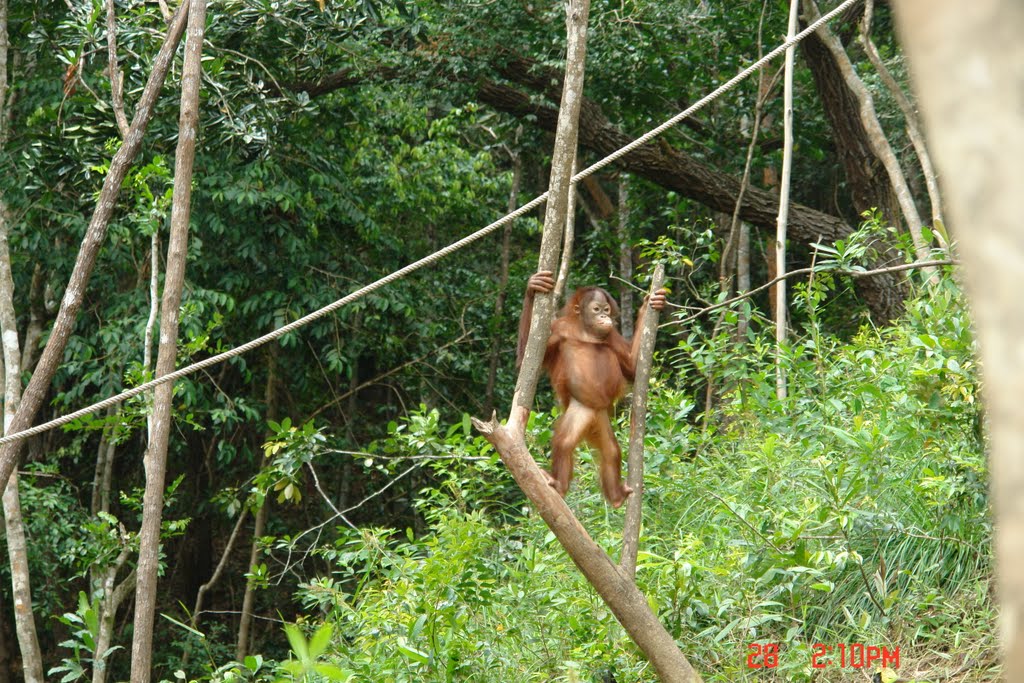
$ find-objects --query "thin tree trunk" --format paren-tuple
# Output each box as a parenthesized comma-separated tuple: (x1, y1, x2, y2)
(736, 221, 751, 337)
(237, 347, 278, 661)
(860, 0, 943, 231)
(19, 265, 45, 375)
(617, 176, 634, 338)
(508, 0, 590, 431)
(191, 506, 249, 632)
(484, 152, 520, 413)
(620, 266, 665, 578)
(236, 500, 268, 660)
(0, 4, 43, 669)
(89, 403, 128, 683)
(1, 475, 40, 682)
(893, 2, 1023, 677)
(129, 2, 205, 679)
(90, 402, 119, 516)
(725, 1, 769, 315)
(0, 587, 11, 683)
(92, 550, 133, 683)
(0, 0, 191, 496)
(0, 248, 42, 683)
(0, 0, 6, 148)
(775, 0, 797, 401)
(766, 238, 779, 322)
(105, 0, 130, 138)
(804, 0, 935, 282)
(552, 156, 578, 303)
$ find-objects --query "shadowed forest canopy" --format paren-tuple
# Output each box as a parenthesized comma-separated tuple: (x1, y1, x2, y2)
(0, 1, 992, 681)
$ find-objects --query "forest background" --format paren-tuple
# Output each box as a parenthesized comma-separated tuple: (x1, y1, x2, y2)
(0, 0, 992, 681)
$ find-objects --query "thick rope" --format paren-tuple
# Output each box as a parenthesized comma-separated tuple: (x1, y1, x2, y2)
(0, 0, 855, 447)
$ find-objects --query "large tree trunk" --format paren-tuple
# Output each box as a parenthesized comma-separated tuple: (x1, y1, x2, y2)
(893, 2, 1024, 678)
(477, 59, 907, 323)
(129, 1, 206, 679)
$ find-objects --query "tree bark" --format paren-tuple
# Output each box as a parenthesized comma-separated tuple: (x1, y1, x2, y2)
(90, 403, 119, 516)
(620, 265, 665, 579)
(0, 0, 191, 496)
(736, 221, 750, 337)
(893, 2, 1023, 678)
(508, 0, 589, 431)
(129, 1, 205, 679)
(236, 498, 267, 660)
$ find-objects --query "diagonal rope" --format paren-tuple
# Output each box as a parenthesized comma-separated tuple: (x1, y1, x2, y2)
(0, 0, 855, 447)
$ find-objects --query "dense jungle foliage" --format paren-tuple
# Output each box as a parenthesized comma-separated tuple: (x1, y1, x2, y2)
(0, 0, 993, 681)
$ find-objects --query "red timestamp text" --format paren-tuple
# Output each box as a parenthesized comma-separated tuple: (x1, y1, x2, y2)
(811, 643, 900, 669)
(746, 643, 779, 668)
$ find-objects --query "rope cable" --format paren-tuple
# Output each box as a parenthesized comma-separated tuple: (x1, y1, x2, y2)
(0, 0, 855, 447)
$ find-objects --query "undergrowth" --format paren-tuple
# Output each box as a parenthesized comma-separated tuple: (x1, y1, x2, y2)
(187, 275, 993, 683)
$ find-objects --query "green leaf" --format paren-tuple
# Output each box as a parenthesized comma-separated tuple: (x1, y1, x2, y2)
(308, 624, 333, 658)
(284, 624, 309, 661)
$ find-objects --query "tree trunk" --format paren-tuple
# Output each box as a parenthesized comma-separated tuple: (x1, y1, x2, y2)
(620, 266, 664, 578)
(616, 176, 635, 338)
(803, 0, 935, 281)
(799, 7, 900, 224)
(92, 551, 133, 683)
(484, 151, 520, 413)
(508, 0, 590, 430)
(90, 403, 119, 516)
(0, 587, 11, 683)
(0, 0, 191, 498)
(776, 0, 798, 401)
(859, 0, 943, 229)
(552, 156, 578, 303)
(129, 1, 206, 679)
(893, 2, 1023, 678)
(0, 42, 44, 676)
(237, 348, 278, 661)
(736, 221, 750, 337)
(236, 499, 267, 661)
